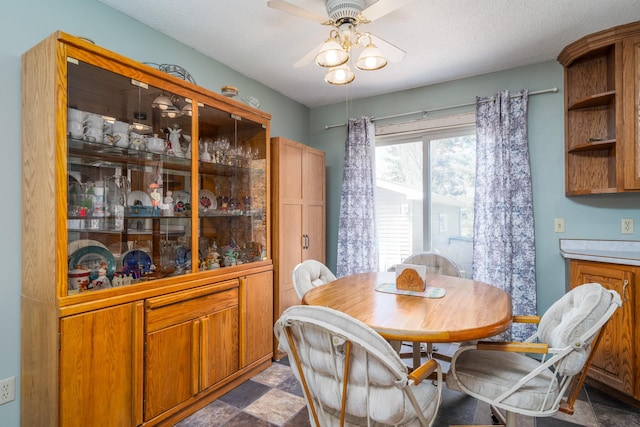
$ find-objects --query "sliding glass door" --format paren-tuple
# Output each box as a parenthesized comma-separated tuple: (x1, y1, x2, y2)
(375, 128, 475, 277)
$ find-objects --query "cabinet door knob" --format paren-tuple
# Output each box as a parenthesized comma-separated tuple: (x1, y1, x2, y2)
(623, 279, 630, 303)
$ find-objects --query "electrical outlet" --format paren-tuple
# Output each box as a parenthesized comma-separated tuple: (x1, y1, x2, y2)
(554, 218, 565, 233)
(0, 376, 15, 405)
(622, 218, 634, 234)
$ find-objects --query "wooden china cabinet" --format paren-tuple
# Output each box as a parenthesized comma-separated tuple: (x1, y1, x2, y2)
(270, 136, 326, 358)
(558, 20, 640, 194)
(21, 31, 273, 426)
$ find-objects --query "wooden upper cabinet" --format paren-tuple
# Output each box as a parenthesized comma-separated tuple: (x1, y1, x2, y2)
(623, 36, 640, 189)
(558, 21, 640, 195)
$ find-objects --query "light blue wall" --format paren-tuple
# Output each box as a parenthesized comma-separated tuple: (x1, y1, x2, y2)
(1, 0, 309, 425)
(308, 60, 640, 319)
(4, 2, 640, 425)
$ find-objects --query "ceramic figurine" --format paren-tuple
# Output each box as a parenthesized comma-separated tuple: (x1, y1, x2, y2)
(200, 139, 212, 162)
(149, 184, 161, 207)
(91, 263, 112, 289)
(167, 124, 183, 157)
(112, 275, 123, 287)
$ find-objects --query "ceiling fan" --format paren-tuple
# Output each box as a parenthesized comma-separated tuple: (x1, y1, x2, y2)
(267, 0, 412, 85)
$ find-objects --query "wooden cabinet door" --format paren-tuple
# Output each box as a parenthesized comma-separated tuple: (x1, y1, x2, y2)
(59, 302, 144, 427)
(272, 137, 326, 361)
(145, 285, 240, 422)
(243, 270, 274, 366)
(201, 305, 239, 389)
(623, 36, 640, 189)
(303, 146, 326, 263)
(272, 138, 304, 318)
(145, 320, 198, 421)
(569, 260, 635, 396)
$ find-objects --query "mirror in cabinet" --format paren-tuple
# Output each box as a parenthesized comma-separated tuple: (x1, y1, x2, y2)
(196, 103, 267, 271)
(66, 58, 195, 294)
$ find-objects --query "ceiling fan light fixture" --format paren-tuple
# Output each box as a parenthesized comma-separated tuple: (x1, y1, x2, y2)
(324, 64, 355, 85)
(315, 37, 349, 67)
(181, 103, 193, 116)
(151, 94, 173, 110)
(161, 105, 181, 118)
(356, 43, 387, 71)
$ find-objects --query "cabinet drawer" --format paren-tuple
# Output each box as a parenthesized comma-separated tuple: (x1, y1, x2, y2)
(146, 282, 239, 332)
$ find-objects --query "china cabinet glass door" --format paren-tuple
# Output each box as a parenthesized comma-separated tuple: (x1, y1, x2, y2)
(195, 103, 267, 270)
(66, 58, 194, 294)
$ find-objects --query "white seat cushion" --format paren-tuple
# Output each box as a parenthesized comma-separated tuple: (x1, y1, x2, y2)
(446, 349, 558, 412)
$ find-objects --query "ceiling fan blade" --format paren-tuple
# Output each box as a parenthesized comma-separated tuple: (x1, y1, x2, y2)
(294, 42, 325, 68)
(267, 0, 332, 25)
(370, 33, 406, 63)
(360, 0, 414, 22)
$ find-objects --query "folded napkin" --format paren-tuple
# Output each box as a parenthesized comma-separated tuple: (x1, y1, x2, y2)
(375, 282, 446, 298)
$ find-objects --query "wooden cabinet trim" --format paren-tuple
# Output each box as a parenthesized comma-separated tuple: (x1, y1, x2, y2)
(146, 287, 239, 333)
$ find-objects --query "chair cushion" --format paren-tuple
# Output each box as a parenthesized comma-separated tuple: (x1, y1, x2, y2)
(402, 252, 461, 277)
(446, 349, 558, 412)
(292, 260, 337, 299)
(537, 283, 612, 376)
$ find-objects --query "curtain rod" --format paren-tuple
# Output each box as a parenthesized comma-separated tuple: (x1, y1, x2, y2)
(324, 87, 559, 130)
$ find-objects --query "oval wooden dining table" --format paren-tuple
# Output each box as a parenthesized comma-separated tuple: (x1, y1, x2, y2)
(301, 271, 512, 343)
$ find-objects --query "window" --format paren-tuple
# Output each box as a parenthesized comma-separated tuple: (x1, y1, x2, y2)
(375, 114, 476, 277)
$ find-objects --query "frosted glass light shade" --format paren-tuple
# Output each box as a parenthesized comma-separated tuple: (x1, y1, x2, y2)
(324, 65, 355, 85)
(356, 44, 387, 71)
(181, 103, 193, 116)
(161, 105, 181, 118)
(152, 94, 173, 110)
(315, 39, 349, 68)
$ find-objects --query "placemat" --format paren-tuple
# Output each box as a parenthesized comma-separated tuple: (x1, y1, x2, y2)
(375, 282, 446, 298)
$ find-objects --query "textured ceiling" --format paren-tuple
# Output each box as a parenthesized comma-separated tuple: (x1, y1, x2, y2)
(98, 0, 640, 108)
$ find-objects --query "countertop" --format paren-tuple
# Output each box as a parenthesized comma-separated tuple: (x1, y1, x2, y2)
(559, 239, 640, 266)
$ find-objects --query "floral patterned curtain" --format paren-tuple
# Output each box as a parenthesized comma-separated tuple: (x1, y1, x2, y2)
(336, 116, 379, 277)
(473, 89, 537, 341)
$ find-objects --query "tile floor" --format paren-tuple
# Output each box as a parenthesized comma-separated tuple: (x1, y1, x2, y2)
(176, 349, 640, 427)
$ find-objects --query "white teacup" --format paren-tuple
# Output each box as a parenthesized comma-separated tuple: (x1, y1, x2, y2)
(112, 121, 130, 134)
(68, 121, 84, 139)
(84, 113, 104, 130)
(103, 121, 113, 135)
(84, 126, 103, 142)
(68, 108, 84, 123)
(147, 134, 167, 153)
(112, 132, 129, 148)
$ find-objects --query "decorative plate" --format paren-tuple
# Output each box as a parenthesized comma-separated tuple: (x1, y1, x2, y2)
(172, 190, 191, 214)
(127, 190, 152, 207)
(198, 189, 217, 214)
(68, 239, 108, 255)
(121, 249, 153, 274)
(68, 245, 116, 280)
